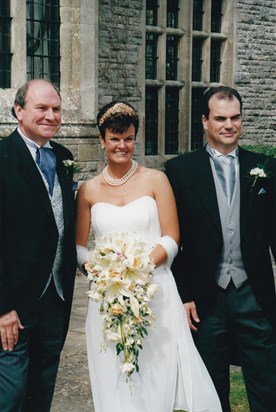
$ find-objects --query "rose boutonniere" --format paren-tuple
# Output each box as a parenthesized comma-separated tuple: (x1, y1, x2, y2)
(62, 159, 81, 175)
(249, 161, 270, 191)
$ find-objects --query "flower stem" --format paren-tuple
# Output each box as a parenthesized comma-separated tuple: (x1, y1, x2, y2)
(250, 177, 257, 192)
(119, 317, 128, 361)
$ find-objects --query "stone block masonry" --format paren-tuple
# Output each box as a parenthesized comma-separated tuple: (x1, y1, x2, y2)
(235, 1, 276, 146)
(98, 0, 143, 108)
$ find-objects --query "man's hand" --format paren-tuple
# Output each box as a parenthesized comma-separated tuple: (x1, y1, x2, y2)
(0, 310, 24, 351)
(183, 301, 200, 332)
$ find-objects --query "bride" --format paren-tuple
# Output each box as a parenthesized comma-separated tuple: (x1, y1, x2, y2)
(75, 101, 222, 412)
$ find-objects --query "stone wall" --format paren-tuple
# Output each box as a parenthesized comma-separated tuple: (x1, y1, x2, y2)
(0, 1, 275, 182)
(97, 0, 143, 108)
(235, 1, 276, 145)
(95, 0, 144, 165)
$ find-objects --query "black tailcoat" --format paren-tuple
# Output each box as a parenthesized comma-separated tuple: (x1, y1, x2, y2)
(0, 130, 76, 336)
(166, 147, 276, 333)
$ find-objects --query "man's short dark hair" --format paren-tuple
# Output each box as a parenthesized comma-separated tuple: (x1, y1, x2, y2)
(202, 86, 243, 119)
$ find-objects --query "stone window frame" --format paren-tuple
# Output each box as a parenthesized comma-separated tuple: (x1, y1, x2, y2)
(1, 0, 98, 128)
(26, 0, 60, 84)
(143, 0, 236, 165)
(0, 1, 12, 88)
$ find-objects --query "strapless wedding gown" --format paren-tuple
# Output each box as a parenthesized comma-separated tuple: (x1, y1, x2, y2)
(86, 196, 222, 412)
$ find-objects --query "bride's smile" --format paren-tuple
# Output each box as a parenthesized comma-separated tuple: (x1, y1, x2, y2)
(101, 124, 136, 172)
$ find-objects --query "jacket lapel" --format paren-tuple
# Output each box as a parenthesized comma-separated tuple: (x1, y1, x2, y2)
(239, 147, 263, 239)
(52, 144, 74, 233)
(191, 149, 222, 233)
(13, 132, 55, 220)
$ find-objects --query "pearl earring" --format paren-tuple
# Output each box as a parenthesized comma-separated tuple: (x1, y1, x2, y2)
(101, 145, 104, 150)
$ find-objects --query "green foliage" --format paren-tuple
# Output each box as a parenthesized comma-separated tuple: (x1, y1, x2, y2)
(230, 370, 249, 411)
(241, 144, 276, 158)
(177, 145, 276, 158)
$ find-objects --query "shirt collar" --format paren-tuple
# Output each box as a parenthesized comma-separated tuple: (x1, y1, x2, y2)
(17, 127, 53, 149)
(206, 143, 239, 158)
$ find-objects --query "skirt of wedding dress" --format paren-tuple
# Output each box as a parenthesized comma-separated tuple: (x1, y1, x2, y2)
(86, 265, 222, 412)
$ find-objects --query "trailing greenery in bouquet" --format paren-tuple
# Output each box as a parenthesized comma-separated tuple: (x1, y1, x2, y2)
(85, 232, 159, 381)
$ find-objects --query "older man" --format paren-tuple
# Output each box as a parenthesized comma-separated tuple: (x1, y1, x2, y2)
(0, 79, 76, 412)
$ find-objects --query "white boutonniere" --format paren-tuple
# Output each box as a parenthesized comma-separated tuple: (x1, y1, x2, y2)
(63, 159, 81, 175)
(249, 161, 270, 191)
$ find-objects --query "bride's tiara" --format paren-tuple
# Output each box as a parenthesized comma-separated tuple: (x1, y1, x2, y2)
(98, 102, 136, 126)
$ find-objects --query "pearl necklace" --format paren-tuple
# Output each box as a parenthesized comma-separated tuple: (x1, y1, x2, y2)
(102, 160, 138, 186)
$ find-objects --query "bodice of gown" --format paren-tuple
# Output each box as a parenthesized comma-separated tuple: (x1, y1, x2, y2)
(91, 196, 161, 247)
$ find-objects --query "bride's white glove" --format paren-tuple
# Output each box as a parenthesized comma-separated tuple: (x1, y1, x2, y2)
(76, 245, 89, 275)
(156, 235, 178, 268)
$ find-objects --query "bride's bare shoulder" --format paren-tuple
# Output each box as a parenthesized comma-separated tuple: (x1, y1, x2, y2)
(139, 166, 167, 182)
(138, 166, 172, 199)
(77, 174, 103, 199)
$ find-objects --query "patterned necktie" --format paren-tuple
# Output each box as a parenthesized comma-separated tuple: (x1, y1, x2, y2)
(36, 147, 56, 196)
(212, 154, 236, 206)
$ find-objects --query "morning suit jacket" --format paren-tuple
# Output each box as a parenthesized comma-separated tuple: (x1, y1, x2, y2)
(166, 146, 276, 333)
(0, 130, 76, 334)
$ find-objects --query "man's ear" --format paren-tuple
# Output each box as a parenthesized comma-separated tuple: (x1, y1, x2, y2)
(14, 104, 24, 121)
(202, 114, 208, 131)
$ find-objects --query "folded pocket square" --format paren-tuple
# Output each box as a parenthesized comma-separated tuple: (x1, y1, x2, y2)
(258, 188, 266, 195)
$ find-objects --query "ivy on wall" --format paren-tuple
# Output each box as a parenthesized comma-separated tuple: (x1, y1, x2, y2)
(241, 145, 276, 158)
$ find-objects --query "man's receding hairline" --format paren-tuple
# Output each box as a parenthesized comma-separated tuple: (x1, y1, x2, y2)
(211, 92, 237, 101)
(24, 79, 61, 104)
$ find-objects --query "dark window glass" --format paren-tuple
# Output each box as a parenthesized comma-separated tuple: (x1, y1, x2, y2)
(146, 33, 158, 79)
(192, 37, 203, 81)
(193, 0, 204, 31)
(210, 39, 222, 82)
(145, 87, 158, 155)
(166, 35, 178, 80)
(191, 88, 206, 150)
(0, 1, 12, 88)
(167, 0, 178, 28)
(146, 0, 158, 26)
(26, 0, 60, 85)
(211, 0, 222, 33)
(165, 88, 179, 154)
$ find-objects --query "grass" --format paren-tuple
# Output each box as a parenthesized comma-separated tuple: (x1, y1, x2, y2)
(173, 369, 249, 412)
(230, 369, 250, 412)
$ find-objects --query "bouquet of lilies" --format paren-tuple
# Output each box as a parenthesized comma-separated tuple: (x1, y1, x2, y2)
(85, 232, 159, 380)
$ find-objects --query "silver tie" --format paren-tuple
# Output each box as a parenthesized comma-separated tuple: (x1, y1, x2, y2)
(212, 154, 236, 206)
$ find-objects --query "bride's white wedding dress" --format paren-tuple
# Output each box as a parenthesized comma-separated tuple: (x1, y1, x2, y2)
(86, 196, 222, 412)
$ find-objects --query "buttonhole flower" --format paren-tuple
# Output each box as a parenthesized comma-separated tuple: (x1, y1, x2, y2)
(62, 159, 82, 175)
(248, 161, 270, 192)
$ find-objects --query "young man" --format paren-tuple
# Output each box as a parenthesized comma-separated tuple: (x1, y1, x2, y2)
(166, 86, 276, 411)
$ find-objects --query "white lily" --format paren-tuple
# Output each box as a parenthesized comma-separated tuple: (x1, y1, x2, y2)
(85, 232, 158, 381)
(120, 362, 135, 374)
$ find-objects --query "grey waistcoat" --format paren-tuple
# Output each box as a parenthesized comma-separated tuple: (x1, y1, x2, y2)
(41, 173, 65, 300)
(210, 157, 248, 289)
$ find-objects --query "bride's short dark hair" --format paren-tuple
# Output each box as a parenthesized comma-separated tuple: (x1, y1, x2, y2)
(97, 101, 139, 139)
